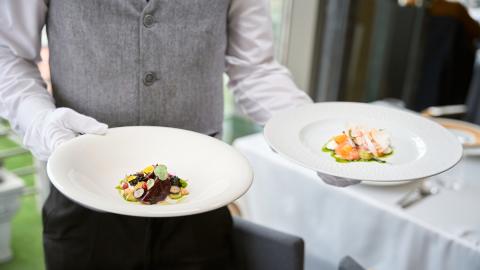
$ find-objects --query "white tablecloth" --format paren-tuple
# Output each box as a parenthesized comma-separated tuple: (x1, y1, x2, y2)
(234, 133, 480, 270)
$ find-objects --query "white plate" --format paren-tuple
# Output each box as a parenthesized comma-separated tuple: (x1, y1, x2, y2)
(360, 180, 413, 187)
(47, 126, 253, 217)
(432, 118, 480, 148)
(264, 102, 463, 182)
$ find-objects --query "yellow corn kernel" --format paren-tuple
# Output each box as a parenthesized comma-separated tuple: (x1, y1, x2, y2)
(126, 175, 137, 182)
(143, 165, 154, 174)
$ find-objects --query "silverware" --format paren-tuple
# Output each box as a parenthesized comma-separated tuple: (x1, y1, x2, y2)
(397, 181, 440, 209)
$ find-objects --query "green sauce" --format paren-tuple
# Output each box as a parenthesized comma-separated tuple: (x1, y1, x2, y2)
(322, 145, 393, 164)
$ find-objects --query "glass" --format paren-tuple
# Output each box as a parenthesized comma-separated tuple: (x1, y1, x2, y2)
(271, 0, 292, 61)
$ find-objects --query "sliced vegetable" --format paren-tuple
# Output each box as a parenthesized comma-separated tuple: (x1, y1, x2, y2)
(124, 189, 136, 202)
(359, 150, 372, 160)
(134, 188, 145, 198)
(169, 193, 182, 200)
(179, 179, 188, 188)
(170, 186, 180, 194)
(146, 179, 155, 190)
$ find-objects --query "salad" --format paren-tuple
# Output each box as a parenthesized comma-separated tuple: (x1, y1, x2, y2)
(323, 125, 393, 163)
(116, 164, 189, 204)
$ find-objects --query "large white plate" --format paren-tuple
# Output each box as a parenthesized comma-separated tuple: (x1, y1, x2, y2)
(264, 102, 463, 182)
(47, 126, 253, 217)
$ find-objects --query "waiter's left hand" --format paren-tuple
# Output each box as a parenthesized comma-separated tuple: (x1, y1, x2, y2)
(269, 146, 360, 187)
(316, 172, 361, 187)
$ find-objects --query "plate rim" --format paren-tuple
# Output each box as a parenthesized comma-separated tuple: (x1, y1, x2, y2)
(47, 126, 254, 217)
(264, 102, 463, 182)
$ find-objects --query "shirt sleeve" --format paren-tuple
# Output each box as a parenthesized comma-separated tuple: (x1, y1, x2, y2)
(225, 0, 313, 125)
(0, 0, 55, 137)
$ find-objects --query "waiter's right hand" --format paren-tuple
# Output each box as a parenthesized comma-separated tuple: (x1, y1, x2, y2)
(23, 107, 108, 161)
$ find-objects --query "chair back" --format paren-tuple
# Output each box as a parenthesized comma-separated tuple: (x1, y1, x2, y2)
(232, 217, 304, 270)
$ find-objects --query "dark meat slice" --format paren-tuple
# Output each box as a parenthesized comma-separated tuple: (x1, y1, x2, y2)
(145, 171, 154, 179)
(140, 178, 171, 204)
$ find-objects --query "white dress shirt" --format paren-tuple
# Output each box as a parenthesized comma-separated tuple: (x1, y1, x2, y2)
(0, 0, 312, 139)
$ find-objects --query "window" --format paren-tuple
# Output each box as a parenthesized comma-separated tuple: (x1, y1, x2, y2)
(222, 0, 293, 143)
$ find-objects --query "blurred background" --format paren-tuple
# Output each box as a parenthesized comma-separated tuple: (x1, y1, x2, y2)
(2, 0, 480, 269)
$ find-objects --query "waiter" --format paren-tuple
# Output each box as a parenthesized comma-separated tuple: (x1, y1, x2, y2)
(0, 0, 312, 269)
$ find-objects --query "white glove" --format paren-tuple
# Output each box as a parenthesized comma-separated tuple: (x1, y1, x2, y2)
(269, 146, 360, 187)
(316, 172, 361, 187)
(23, 107, 108, 161)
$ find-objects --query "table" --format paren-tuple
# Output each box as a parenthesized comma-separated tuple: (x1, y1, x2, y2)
(234, 133, 480, 270)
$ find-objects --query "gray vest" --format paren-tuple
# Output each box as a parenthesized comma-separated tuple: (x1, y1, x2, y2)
(47, 0, 230, 135)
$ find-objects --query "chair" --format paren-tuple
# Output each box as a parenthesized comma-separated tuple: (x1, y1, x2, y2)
(338, 256, 366, 270)
(232, 217, 304, 270)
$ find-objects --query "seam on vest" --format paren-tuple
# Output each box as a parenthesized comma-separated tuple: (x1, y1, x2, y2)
(137, 8, 143, 126)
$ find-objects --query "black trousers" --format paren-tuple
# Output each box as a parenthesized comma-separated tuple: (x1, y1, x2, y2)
(42, 186, 233, 270)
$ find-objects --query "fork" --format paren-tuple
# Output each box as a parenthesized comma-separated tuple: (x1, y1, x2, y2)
(397, 180, 440, 209)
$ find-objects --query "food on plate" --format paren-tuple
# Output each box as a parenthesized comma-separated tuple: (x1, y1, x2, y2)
(115, 164, 189, 204)
(323, 124, 393, 163)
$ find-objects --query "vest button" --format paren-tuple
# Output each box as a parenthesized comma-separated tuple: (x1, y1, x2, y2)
(143, 72, 156, 86)
(143, 14, 155, 28)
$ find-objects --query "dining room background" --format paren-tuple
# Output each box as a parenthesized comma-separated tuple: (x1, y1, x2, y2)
(1, 0, 480, 269)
